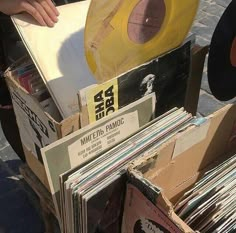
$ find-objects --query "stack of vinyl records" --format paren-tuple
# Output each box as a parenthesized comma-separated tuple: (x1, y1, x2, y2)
(175, 154, 236, 233)
(42, 107, 201, 233)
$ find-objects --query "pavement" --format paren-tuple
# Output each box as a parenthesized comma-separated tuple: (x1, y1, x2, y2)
(0, 1, 234, 233)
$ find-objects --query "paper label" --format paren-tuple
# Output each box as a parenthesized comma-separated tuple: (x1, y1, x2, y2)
(86, 79, 118, 123)
(68, 111, 139, 165)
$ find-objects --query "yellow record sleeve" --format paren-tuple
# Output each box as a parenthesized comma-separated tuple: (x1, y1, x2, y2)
(85, 0, 199, 83)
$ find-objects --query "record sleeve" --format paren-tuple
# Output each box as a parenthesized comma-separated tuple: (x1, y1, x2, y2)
(122, 184, 182, 233)
(80, 38, 193, 124)
(85, 0, 199, 82)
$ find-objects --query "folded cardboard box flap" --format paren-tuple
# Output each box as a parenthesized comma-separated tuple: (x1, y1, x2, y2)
(4, 58, 81, 189)
(126, 103, 236, 232)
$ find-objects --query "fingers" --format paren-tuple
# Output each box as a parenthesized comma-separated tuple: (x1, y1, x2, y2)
(39, 0, 59, 23)
(44, 0, 60, 16)
(29, 0, 55, 27)
(22, 1, 47, 26)
(22, 0, 59, 27)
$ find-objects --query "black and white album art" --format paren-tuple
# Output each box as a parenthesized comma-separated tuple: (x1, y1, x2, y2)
(134, 218, 171, 233)
(117, 39, 191, 116)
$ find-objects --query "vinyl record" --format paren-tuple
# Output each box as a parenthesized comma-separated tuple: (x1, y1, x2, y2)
(84, 0, 199, 82)
(208, 0, 236, 101)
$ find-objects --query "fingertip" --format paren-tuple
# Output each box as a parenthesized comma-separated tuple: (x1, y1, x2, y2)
(50, 14, 58, 23)
(40, 19, 47, 27)
(56, 9, 60, 16)
(48, 22, 55, 27)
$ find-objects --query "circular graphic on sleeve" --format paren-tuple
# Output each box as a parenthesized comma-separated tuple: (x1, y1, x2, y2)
(207, 1, 236, 101)
(85, 0, 199, 82)
(134, 218, 171, 233)
(128, 0, 166, 44)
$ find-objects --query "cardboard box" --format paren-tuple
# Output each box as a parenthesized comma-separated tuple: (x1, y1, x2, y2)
(4, 44, 207, 191)
(123, 104, 236, 232)
(5, 64, 81, 189)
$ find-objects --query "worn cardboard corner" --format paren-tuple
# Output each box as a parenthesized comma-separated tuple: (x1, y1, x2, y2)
(157, 192, 193, 233)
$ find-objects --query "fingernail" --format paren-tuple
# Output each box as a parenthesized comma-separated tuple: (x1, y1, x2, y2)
(53, 16, 58, 23)
(56, 9, 60, 16)
(48, 21, 55, 27)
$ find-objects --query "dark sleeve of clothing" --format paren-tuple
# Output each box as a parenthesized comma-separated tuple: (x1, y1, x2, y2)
(0, 108, 25, 161)
(0, 77, 11, 106)
(0, 12, 24, 106)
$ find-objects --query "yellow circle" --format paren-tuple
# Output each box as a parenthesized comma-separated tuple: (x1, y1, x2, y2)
(85, 0, 199, 82)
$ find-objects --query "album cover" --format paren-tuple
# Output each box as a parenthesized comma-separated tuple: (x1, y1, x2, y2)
(79, 37, 193, 124)
(122, 184, 182, 233)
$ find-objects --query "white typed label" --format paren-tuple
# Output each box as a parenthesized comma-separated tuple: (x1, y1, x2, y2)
(68, 111, 139, 165)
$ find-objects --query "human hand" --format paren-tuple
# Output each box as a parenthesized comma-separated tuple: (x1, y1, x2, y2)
(0, 0, 60, 27)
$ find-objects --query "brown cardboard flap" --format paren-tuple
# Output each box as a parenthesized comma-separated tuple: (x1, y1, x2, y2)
(157, 191, 193, 233)
(127, 104, 236, 233)
(59, 113, 80, 138)
(144, 104, 236, 201)
(23, 145, 50, 191)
